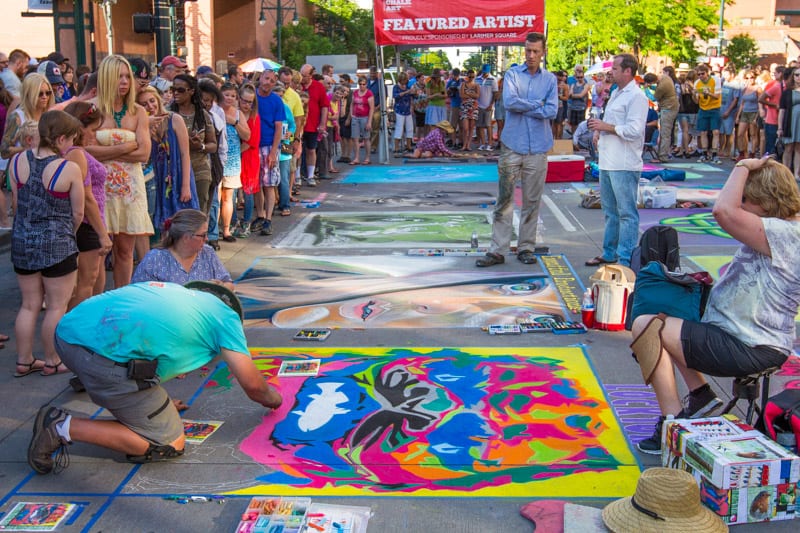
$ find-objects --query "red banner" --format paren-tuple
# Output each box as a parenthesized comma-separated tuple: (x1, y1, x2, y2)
(373, 0, 545, 47)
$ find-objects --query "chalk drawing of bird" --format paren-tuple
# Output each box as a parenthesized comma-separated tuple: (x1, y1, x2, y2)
(293, 382, 350, 432)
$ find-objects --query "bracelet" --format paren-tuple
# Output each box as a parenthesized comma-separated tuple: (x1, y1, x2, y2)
(735, 161, 748, 168)
(201, 143, 206, 153)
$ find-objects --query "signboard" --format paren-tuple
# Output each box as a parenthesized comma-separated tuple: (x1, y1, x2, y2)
(373, 0, 545, 47)
(28, 0, 53, 10)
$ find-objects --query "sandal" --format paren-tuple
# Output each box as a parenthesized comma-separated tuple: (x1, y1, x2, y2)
(349, 160, 359, 165)
(362, 160, 370, 165)
(280, 209, 291, 216)
(14, 359, 46, 377)
(585, 256, 617, 267)
(41, 360, 70, 376)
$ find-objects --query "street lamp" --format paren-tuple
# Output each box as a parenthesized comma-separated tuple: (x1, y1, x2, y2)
(259, 0, 298, 65)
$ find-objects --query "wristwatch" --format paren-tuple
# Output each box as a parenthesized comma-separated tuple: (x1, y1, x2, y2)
(200, 143, 206, 153)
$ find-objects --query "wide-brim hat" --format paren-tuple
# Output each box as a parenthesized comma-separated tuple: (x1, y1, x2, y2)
(603, 468, 728, 533)
(434, 120, 454, 134)
(184, 281, 243, 321)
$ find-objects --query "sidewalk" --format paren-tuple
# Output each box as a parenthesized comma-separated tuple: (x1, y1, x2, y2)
(0, 157, 795, 532)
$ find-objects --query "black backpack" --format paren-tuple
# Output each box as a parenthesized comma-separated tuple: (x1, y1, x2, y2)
(630, 225, 680, 274)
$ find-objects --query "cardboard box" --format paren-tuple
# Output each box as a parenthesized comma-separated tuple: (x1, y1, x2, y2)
(548, 139, 574, 155)
(683, 433, 800, 489)
(662, 416, 762, 468)
(699, 478, 797, 525)
(546, 155, 585, 182)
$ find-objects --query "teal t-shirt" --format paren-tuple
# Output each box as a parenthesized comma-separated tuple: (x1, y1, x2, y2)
(56, 282, 249, 381)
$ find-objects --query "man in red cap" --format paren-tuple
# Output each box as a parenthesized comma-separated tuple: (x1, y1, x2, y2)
(152, 55, 187, 94)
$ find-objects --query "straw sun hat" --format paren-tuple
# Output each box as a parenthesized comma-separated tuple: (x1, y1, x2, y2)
(603, 468, 727, 533)
(434, 120, 454, 134)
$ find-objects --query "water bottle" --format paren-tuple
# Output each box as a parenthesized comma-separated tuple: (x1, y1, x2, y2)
(470, 231, 479, 249)
(581, 289, 595, 329)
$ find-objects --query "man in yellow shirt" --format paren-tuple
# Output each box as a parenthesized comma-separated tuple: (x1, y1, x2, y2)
(694, 65, 722, 164)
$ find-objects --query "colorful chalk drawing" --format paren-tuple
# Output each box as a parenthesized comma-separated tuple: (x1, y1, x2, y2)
(225, 347, 640, 497)
(604, 385, 661, 444)
(342, 164, 498, 184)
(686, 255, 732, 280)
(235, 255, 566, 327)
(638, 209, 732, 246)
(274, 211, 514, 249)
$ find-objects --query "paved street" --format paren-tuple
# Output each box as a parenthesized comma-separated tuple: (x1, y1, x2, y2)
(0, 150, 795, 532)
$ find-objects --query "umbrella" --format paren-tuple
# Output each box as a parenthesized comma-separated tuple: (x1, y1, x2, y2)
(240, 58, 282, 73)
(585, 60, 613, 77)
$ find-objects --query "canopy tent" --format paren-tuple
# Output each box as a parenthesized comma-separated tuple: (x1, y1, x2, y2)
(373, 0, 545, 47)
(585, 60, 613, 77)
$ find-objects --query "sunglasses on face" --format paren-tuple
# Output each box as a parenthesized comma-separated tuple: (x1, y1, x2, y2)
(173, 86, 189, 94)
(39, 90, 52, 98)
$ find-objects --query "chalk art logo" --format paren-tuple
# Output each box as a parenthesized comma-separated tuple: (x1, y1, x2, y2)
(240, 348, 630, 494)
(383, 0, 412, 12)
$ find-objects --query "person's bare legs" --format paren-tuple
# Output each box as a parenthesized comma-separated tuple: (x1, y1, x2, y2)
(15, 273, 44, 368)
(41, 273, 77, 369)
(0, 179, 10, 228)
(631, 315, 708, 416)
(112, 233, 136, 288)
(93, 259, 107, 295)
(134, 235, 150, 264)
(220, 187, 235, 237)
(70, 417, 185, 456)
(69, 250, 101, 310)
(265, 186, 276, 222)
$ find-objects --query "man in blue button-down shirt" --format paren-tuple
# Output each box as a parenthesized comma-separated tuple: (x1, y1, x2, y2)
(477, 32, 558, 267)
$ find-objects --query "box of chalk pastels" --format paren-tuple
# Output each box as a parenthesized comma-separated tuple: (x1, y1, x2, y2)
(235, 496, 310, 533)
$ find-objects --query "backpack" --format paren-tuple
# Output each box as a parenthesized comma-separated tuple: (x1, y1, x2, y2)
(760, 389, 800, 452)
(630, 225, 680, 274)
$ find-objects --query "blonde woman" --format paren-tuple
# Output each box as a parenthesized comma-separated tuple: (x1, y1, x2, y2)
(1, 73, 55, 160)
(85, 55, 153, 288)
(136, 85, 196, 229)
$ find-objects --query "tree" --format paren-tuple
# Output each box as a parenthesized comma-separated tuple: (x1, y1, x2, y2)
(276, 18, 334, 69)
(545, 0, 721, 72)
(725, 34, 760, 71)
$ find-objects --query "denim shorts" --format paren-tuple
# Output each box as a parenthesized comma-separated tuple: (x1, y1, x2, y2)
(681, 320, 788, 377)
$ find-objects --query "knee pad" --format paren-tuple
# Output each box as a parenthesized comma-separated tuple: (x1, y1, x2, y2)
(126, 443, 184, 464)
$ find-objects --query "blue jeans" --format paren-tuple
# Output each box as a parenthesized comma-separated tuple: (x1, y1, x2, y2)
(599, 169, 640, 266)
(207, 185, 220, 241)
(242, 192, 254, 224)
(278, 158, 291, 210)
(764, 123, 778, 156)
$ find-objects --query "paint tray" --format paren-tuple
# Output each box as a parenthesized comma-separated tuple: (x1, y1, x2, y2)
(304, 503, 372, 533)
(236, 496, 310, 533)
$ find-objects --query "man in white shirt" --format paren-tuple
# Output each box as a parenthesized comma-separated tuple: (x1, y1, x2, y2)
(585, 54, 649, 267)
(475, 64, 498, 151)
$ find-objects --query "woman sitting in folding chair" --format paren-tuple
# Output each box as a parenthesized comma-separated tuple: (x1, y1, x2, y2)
(631, 157, 800, 455)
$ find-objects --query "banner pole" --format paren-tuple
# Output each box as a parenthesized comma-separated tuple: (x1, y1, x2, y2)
(377, 44, 390, 164)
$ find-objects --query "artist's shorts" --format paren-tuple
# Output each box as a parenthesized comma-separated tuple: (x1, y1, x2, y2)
(338, 117, 352, 139)
(696, 108, 721, 132)
(414, 110, 426, 128)
(302, 131, 319, 151)
(681, 320, 788, 377)
(14, 252, 78, 278)
(222, 173, 242, 189)
(259, 146, 280, 187)
(739, 111, 758, 125)
(556, 105, 567, 123)
(76, 223, 101, 252)
(677, 113, 696, 127)
(55, 334, 184, 446)
(477, 107, 493, 128)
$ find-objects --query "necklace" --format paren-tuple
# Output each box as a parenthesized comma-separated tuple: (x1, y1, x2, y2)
(113, 103, 128, 128)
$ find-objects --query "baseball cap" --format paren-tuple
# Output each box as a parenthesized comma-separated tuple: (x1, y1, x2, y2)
(46, 51, 68, 65)
(184, 281, 243, 321)
(481, 64, 491, 74)
(37, 61, 65, 85)
(129, 58, 151, 81)
(160, 55, 187, 69)
(196, 65, 213, 76)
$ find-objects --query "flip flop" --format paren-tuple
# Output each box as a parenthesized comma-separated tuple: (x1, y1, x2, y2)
(349, 161, 359, 165)
(362, 160, 370, 165)
(585, 256, 617, 267)
(329, 169, 340, 174)
(280, 209, 291, 216)
(41, 360, 70, 377)
(14, 359, 46, 377)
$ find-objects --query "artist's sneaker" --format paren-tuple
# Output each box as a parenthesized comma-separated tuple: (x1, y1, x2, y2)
(259, 220, 273, 236)
(234, 225, 250, 239)
(684, 384, 723, 418)
(249, 217, 266, 233)
(637, 415, 665, 455)
(711, 157, 722, 164)
(305, 177, 317, 187)
(28, 406, 70, 474)
(697, 155, 708, 163)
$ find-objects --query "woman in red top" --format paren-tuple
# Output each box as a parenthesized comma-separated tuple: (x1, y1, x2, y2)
(349, 76, 374, 165)
(236, 83, 261, 238)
